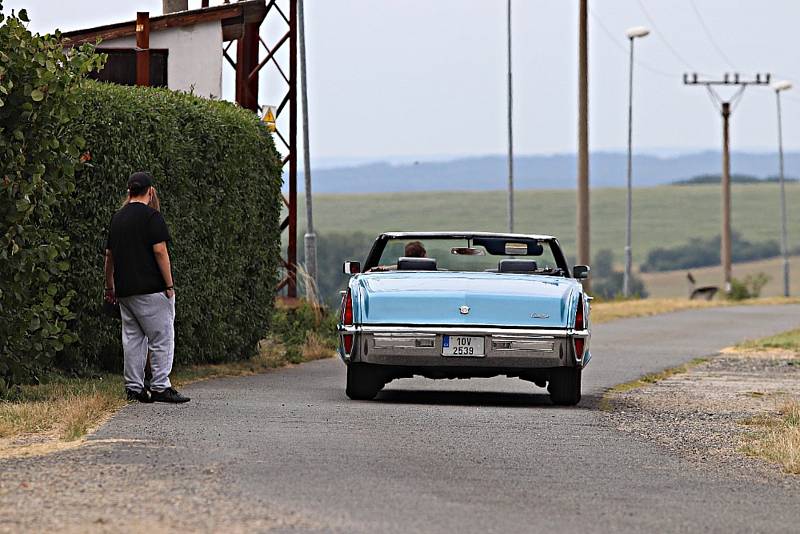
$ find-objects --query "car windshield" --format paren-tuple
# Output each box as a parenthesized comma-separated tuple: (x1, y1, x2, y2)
(368, 236, 568, 276)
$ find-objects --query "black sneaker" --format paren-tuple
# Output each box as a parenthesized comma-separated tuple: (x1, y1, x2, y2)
(150, 387, 191, 404)
(126, 388, 154, 403)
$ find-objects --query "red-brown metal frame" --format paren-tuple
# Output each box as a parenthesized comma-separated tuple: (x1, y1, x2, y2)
(135, 12, 150, 86)
(228, 1, 298, 298)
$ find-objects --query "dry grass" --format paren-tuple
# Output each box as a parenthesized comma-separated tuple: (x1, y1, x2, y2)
(591, 296, 800, 325)
(741, 400, 800, 474)
(640, 255, 800, 299)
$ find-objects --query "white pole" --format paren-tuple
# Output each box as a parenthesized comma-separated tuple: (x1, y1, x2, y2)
(623, 36, 635, 298)
(776, 88, 790, 296)
(622, 27, 648, 298)
(506, 0, 514, 233)
(298, 0, 317, 292)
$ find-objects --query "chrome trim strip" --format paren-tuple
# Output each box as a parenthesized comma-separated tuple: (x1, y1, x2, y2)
(491, 336, 555, 352)
(340, 325, 580, 337)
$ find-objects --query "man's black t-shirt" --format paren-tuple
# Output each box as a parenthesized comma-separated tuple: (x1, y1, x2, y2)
(106, 203, 172, 298)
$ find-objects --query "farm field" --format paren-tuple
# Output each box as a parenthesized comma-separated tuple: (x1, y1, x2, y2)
(640, 255, 800, 298)
(295, 183, 800, 264)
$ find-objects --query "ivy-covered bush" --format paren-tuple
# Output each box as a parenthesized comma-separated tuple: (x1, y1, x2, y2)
(59, 82, 283, 371)
(0, 5, 104, 389)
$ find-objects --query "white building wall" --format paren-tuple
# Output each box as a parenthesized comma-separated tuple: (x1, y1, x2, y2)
(100, 21, 223, 99)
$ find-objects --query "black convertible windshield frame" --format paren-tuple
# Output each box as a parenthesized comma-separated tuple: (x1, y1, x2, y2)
(362, 232, 573, 277)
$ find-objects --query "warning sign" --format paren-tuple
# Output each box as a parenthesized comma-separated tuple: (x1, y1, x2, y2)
(261, 105, 277, 132)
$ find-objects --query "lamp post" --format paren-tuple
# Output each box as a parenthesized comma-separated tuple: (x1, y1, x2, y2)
(506, 0, 514, 233)
(622, 26, 649, 298)
(773, 80, 792, 296)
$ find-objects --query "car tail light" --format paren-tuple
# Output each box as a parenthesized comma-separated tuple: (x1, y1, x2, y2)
(574, 337, 585, 358)
(575, 295, 585, 330)
(341, 289, 354, 354)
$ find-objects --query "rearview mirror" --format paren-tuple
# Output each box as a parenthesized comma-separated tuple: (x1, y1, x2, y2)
(573, 265, 590, 279)
(451, 247, 485, 256)
(343, 261, 361, 275)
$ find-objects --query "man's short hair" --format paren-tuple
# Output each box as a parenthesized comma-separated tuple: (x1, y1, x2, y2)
(128, 171, 154, 197)
(404, 241, 426, 258)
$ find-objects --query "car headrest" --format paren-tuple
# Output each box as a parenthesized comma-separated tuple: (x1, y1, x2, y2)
(499, 259, 538, 273)
(397, 257, 437, 271)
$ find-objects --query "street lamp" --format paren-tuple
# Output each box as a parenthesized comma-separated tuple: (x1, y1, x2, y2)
(623, 26, 650, 298)
(773, 80, 792, 296)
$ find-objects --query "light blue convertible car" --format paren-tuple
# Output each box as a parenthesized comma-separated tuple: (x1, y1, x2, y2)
(337, 232, 591, 405)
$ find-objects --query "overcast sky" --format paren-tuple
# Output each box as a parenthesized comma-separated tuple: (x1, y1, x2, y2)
(8, 0, 800, 164)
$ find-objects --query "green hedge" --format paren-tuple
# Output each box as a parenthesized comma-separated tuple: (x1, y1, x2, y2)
(58, 82, 283, 371)
(0, 7, 105, 389)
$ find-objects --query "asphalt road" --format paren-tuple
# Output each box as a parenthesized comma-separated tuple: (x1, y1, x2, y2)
(3, 305, 800, 532)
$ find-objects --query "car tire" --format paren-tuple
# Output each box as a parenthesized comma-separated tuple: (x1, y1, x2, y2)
(548, 367, 582, 406)
(346, 363, 384, 400)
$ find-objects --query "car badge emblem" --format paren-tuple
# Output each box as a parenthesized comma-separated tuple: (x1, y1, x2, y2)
(530, 312, 550, 319)
(459, 305, 470, 315)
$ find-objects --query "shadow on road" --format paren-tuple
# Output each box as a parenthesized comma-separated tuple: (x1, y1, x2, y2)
(373, 389, 602, 409)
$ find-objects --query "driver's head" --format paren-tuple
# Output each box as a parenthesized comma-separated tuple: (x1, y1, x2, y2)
(404, 241, 426, 258)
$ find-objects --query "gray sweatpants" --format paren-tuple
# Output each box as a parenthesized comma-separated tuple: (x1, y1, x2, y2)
(118, 292, 175, 393)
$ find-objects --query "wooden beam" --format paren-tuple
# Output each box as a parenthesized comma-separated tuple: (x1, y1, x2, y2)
(63, 4, 246, 45)
(135, 12, 150, 87)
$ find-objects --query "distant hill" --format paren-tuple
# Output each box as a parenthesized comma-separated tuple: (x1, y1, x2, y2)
(672, 173, 799, 185)
(296, 151, 800, 193)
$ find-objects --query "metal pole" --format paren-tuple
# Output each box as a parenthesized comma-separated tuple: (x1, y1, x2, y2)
(506, 0, 514, 233)
(287, 0, 298, 298)
(623, 37, 634, 298)
(298, 0, 317, 294)
(776, 90, 790, 296)
(577, 0, 590, 289)
(721, 102, 732, 293)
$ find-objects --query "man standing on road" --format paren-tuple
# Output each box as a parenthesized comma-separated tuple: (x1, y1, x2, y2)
(104, 171, 190, 404)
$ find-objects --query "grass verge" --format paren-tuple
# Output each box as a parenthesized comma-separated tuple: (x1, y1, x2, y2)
(736, 329, 800, 474)
(741, 401, 800, 474)
(591, 296, 800, 325)
(736, 328, 800, 352)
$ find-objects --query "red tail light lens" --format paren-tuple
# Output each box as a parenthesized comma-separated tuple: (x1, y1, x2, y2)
(575, 337, 585, 358)
(343, 290, 353, 326)
(575, 295, 585, 329)
(342, 290, 354, 354)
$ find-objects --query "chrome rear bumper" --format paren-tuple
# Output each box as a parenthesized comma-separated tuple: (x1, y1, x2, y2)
(338, 325, 589, 369)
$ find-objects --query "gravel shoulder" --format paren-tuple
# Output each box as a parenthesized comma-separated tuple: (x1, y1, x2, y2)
(603, 347, 800, 478)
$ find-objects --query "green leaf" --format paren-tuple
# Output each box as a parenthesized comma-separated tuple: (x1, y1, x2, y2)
(18, 9, 29, 22)
(30, 89, 44, 101)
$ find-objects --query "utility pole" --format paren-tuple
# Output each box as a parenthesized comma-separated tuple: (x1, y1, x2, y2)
(298, 0, 317, 293)
(773, 80, 793, 296)
(577, 0, 590, 289)
(684, 73, 771, 294)
(506, 0, 514, 233)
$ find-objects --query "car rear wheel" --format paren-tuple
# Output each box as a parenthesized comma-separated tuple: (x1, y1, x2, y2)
(548, 367, 582, 406)
(346, 363, 384, 400)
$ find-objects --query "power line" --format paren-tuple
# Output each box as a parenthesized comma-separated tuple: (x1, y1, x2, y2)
(636, 0, 703, 73)
(589, 8, 674, 79)
(688, 0, 738, 71)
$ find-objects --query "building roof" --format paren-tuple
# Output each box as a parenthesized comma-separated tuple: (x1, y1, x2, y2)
(63, 0, 267, 46)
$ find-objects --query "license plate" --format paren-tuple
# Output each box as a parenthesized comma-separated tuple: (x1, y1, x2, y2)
(442, 335, 485, 357)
